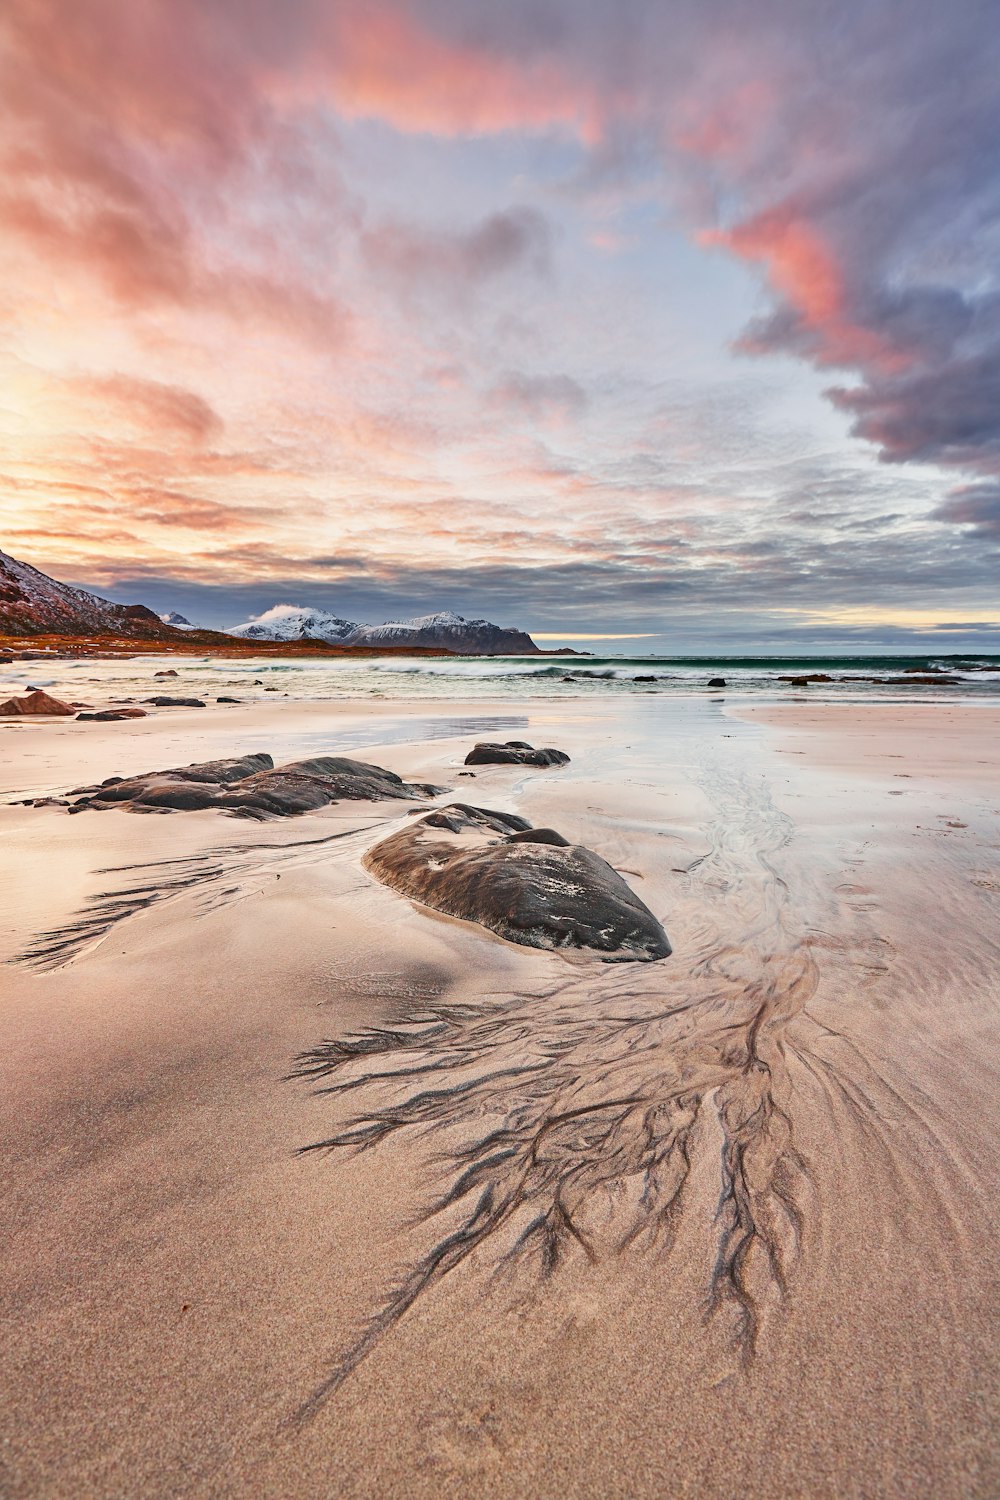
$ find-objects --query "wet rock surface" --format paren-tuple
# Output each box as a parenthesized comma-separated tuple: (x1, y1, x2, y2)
(76, 707, 148, 721)
(364, 802, 670, 960)
(65, 752, 447, 819)
(143, 696, 206, 708)
(464, 740, 570, 768)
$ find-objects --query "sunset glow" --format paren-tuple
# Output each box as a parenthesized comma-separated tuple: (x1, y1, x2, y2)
(2, 0, 997, 648)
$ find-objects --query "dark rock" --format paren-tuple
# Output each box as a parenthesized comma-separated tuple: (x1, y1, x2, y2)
(216, 696, 241, 703)
(634, 675, 657, 683)
(505, 826, 571, 847)
(364, 803, 670, 961)
(66, 752, 447, 820)
(76, 707, 148, 721)
(707, 677, 727, 688)
(888, 674, 960, 685)
(0, 688, 75, 716)
(154, 669, 179, 678)
(778, 674, 832, 684)
(143, 696, 206, 707)
(464, 740, 570, 768)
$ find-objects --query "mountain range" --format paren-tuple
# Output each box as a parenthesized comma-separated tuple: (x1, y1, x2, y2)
(228, 604, 539, 654)
(0, 549, 541, 654)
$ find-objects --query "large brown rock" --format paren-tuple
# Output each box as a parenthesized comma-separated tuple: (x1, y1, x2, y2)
(364, 803, 670, 961)
(67, 753, 446, 819)
(0, 689, 75, 716)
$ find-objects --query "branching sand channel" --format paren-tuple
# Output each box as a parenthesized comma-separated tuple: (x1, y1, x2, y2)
(14, 822, 385, 970)
(292, 758, 819, 1417)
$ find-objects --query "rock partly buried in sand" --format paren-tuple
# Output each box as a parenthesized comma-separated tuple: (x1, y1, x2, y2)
(0, 688, 75, 716)
(464, 740, 570, 768)
(143, 695, 206, 708)
(68, 752, 446, 819)
(154, 669, 179, 677)
(364, 803, 670, 961)
(76, 707, 148, 721)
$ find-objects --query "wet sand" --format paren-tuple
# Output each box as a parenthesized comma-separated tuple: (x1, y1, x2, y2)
(1, 696, 998, 1497)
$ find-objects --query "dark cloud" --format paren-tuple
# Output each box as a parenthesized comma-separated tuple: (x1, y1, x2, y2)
(828, 343, 1000, 470)
(73, 501, 1000, 635)
(931, 483, 1000, 536)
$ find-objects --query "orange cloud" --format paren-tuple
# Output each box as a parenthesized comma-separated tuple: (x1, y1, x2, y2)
(318, 7, 601, 141)
(71, 375, 223, 445)
(703, 209, 903, 373)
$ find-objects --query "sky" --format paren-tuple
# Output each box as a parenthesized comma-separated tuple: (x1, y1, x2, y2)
(1, 0, 999, 651)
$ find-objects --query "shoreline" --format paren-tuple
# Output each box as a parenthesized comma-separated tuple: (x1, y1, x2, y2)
(1, 693, 998, 1497)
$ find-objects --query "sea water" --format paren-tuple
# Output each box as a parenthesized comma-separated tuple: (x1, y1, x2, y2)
(2, 651, 999, 708)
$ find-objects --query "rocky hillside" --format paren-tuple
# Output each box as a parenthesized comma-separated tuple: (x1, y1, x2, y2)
(0, 549, 179, 640)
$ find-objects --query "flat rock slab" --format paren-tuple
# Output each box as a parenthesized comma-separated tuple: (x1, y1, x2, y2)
(464, 740, 570, 767)
(65, 753, 447, 820)
(76, 707, 148, 721)
(364, 802, 670, 961)
(0, 689, 75, 716)
(143, 696, 206, 707)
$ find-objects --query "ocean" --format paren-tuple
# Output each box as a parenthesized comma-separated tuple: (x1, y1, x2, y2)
(3, 651, 999, 707)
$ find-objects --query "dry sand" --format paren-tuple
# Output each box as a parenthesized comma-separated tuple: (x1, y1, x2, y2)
(1, 696, 998, 1498)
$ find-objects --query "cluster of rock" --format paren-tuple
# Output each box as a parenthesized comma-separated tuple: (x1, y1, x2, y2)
(17, 714, 669, 961)
(63, 752, 446, 820)
(363, 803, 670, 962)
(779, 671, 962, 686)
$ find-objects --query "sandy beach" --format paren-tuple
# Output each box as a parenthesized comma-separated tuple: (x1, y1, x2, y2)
(2, 690, 999, 1498)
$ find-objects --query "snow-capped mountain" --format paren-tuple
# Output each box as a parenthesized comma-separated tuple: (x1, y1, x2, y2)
(350, 612, 538, 654)
(0, 547, 179, 639)
(227, 605, 539, 654)
(159, 610, 197, 629)
(228, 604, 361, 644)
